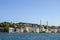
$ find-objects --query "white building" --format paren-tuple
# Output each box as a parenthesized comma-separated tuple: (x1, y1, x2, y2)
(16, 28, 20, 32)
(35, 27, 40, 33)
(9, 27, 15, 33)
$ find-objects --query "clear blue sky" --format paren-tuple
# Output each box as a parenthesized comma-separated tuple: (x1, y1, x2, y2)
(0, 0, 60, 26)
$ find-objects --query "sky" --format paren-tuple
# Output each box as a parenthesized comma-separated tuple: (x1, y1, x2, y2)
(0, 0, 60, 26)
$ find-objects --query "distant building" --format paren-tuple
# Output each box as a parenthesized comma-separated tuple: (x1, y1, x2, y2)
(0, 27, 5, 32)
(9, 27, 15, 33)
(17, 22, 40, 33)
(48, 26, 58, 33)
(57, 26, 60, 33)
(35, 27, 40, 33)
(41, 26, 46, 32)
(16, 28, 20, 32)
(8, 22, 60, 33)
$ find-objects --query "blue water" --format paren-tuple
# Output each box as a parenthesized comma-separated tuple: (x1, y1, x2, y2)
(0, 33, 60, 40)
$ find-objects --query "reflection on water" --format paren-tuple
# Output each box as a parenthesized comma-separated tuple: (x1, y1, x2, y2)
(0, 33, 60, 40)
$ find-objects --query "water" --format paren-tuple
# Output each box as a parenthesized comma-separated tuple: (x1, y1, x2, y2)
(0, 33, 60, 40)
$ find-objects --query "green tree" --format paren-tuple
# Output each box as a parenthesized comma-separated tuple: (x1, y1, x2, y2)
(44, 25, 48, 29)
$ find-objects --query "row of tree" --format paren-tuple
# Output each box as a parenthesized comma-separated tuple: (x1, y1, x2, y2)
(0, 22, 17, 28)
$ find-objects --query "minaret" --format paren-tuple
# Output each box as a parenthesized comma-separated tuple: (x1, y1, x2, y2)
(46, 21, 48, 32)
(47, 21, 48, 26)
(40, 20, 41, 26)
(39, 20, 42, 32)
(47, 21, 48, 29)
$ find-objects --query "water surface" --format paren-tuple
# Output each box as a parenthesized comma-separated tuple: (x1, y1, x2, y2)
(0, 33, 60, 40)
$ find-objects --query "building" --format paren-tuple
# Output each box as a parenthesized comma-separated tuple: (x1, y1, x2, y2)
(9, 27, 15, 33)
(0, 27, 5, 32)
(17, 22, 40, 33)
(48, 26, 58, 33)
(57, 26, 60, 33)
(16, 28, 20, 32)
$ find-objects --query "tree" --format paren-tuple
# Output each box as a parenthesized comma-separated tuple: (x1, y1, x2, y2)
(44, 25, 48, 29)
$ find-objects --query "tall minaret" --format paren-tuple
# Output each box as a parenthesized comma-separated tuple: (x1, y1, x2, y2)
(47, 21, 48, 27)
(40, 20, 41, 26)
(46, 20, 48, 32)
(47, 21, 48, 26)
(39, 20, 42, 32)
